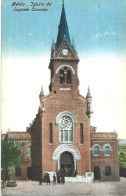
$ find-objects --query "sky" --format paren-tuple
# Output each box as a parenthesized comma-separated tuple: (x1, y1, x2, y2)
(1, 0, 126, 139)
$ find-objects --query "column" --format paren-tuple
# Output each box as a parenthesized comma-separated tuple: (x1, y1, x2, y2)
(58, 159, 60, 170)
(74, 158, 76, 170)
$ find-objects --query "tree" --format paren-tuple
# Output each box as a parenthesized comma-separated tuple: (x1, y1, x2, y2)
(1, 139, 24, 181)
(118, 145, 126, 168)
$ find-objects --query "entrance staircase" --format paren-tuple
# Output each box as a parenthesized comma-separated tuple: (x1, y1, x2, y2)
(47, 172, 94, 183)
(65, 174, 94, 183)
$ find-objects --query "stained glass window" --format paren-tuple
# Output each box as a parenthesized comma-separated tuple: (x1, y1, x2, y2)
(59, 116, 73, 142)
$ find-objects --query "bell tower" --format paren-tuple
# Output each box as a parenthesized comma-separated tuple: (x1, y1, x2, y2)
(49, 2, 79, 99)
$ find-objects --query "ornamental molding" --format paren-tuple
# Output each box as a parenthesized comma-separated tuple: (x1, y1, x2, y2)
(91, 144, 102, 151)
(56, 64, 75, 75)
(56, 111, 77, 125)
(91, 143, 113, 151)
(53, 144, 81, 160)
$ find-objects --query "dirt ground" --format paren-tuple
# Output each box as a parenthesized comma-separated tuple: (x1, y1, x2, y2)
(1, 177, 126, 196)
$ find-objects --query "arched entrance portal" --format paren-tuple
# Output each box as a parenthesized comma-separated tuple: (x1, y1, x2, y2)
(60, 151, 74, 170)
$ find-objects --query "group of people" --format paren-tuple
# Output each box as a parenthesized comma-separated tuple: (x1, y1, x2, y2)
(40, 172, 65, 185)
(39, 168, 78, 185)
(39, 173, 57, 185)
(56, 171, 65, 184)
(57, 168, 78, 177)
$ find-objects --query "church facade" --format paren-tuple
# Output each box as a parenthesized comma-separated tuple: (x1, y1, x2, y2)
(29, 3, 120, 181)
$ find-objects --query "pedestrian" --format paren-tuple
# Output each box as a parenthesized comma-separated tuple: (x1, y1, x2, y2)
(46, 173, 50, 185)
(57, 173, 60, 184)
(53, 173, 56, 185)
(57, 170, 60, 184)
(61, 174, 65, 184)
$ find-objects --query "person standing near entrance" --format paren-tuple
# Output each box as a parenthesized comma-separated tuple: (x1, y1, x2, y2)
(57, 173, 60, 183)
(57, 170, 60, 184)
(46, 173, 50, 185)
(53, 174, 56, 185)
(61, 174, 65, 184)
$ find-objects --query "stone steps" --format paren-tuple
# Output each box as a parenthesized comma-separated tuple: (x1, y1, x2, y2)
(65, 175, 94, 183)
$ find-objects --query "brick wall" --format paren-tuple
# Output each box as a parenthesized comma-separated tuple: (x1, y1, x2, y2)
(90, 132, 120, 181)
(31, 91, 91, 179)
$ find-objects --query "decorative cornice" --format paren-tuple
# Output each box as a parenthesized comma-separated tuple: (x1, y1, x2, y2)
(56, 111, 77, 125)
(53, 144, 81, 160)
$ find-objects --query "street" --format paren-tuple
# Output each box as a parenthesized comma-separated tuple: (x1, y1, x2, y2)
(1, 177, 126, 196)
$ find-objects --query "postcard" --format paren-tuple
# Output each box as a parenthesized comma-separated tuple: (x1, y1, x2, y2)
(1, 0, 126, 195)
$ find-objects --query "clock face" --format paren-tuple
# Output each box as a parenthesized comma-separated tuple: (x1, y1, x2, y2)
(61, 48, 69, 56)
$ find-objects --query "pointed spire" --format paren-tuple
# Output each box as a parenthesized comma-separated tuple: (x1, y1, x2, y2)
(86, 86, 92, 99)
(56, 1, 71, 48)
(51, 39, 55, 50)
(38, 86, 45, 112)
(39, 86, 44, 101)
(86, 86, 93, 118)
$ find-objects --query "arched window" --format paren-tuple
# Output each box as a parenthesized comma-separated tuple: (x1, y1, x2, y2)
(92, 145, 101, 156)
(104, 146, 110, 156)
(94, 146, 100, 156)
(67, 70, 72, 84)
(59, 67, 72, 84)
(103, 144, 112, 156)
(59, 116, 73, 143)
(105, 166, 111, 176)
(60, 70, 65, 83)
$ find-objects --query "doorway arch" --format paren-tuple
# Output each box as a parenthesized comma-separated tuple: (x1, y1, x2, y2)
(53, 144, 81, 171)
(60, 151, 74, 169)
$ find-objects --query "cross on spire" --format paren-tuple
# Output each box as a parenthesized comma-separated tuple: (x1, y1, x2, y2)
(62, 0, 64, 6)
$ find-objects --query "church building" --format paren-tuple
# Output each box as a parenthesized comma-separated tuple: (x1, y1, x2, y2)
(29, 2, 120, 181)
